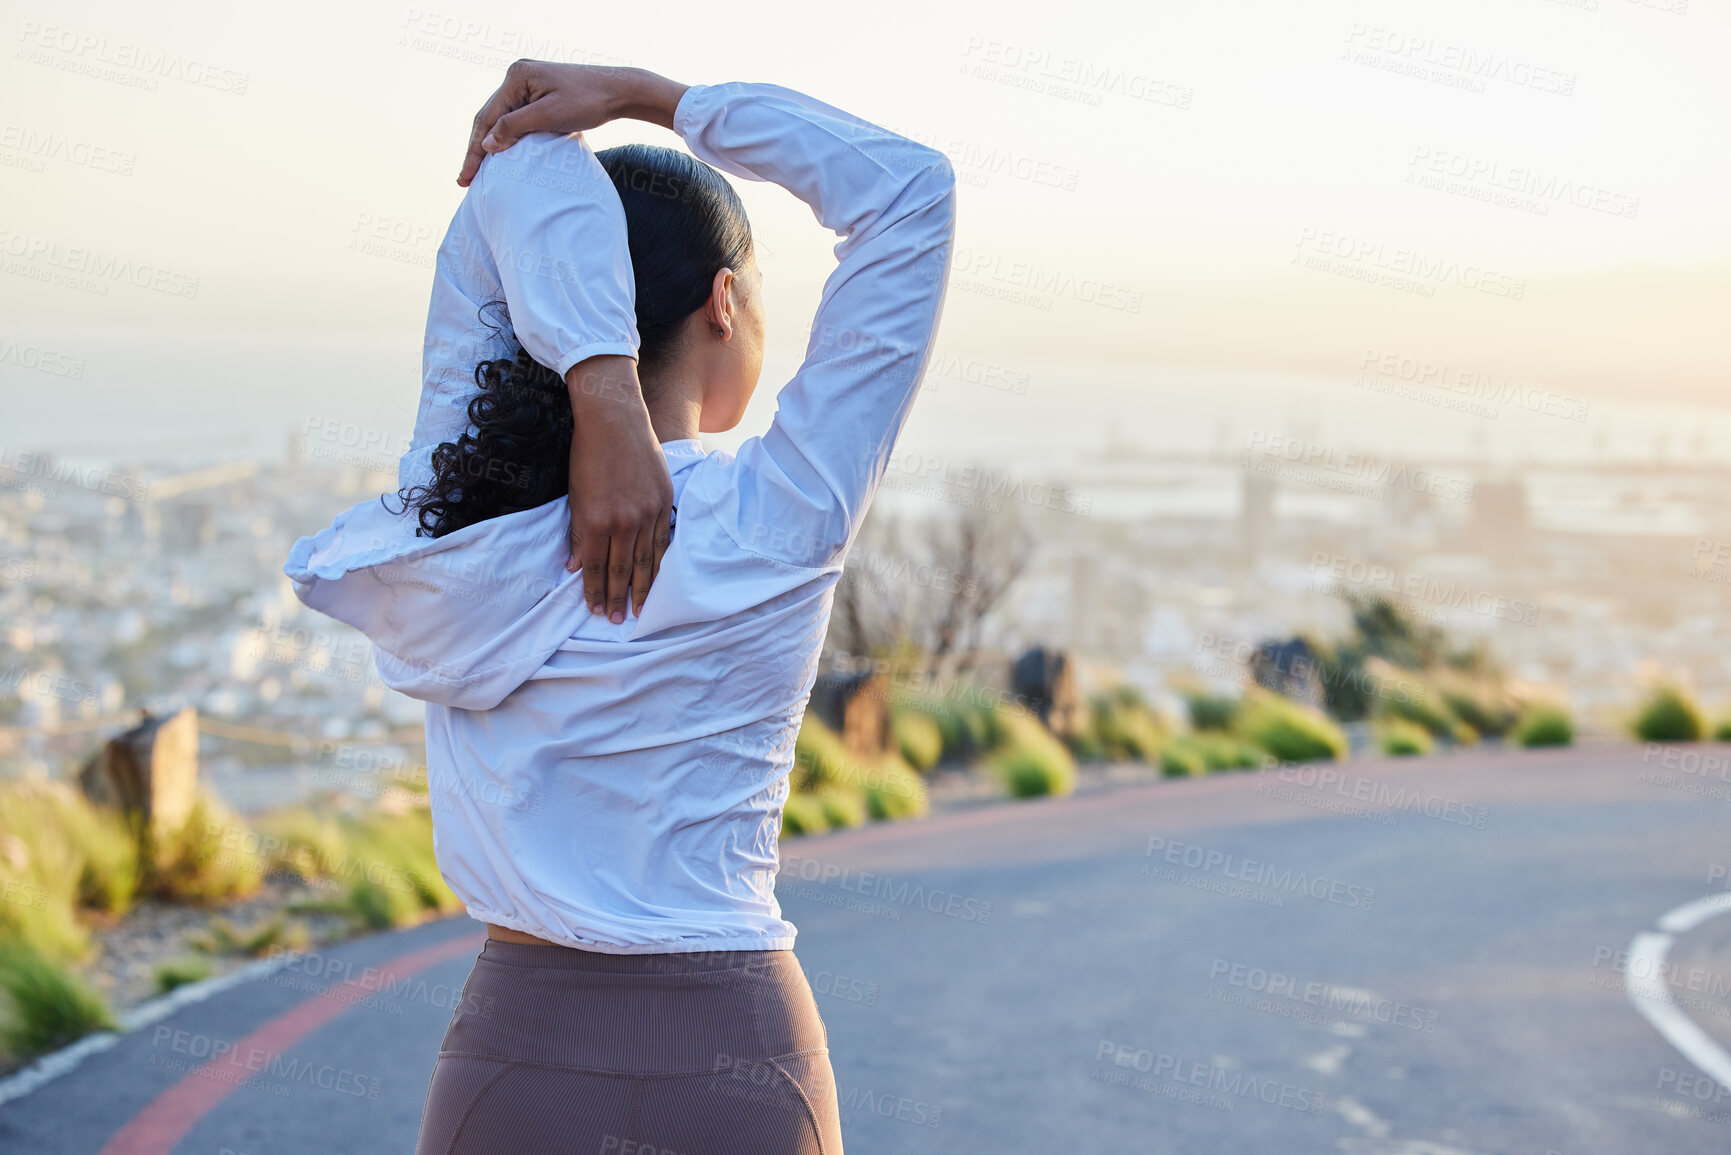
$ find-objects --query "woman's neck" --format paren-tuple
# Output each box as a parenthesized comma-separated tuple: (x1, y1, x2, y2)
(642, 373, 703, 444)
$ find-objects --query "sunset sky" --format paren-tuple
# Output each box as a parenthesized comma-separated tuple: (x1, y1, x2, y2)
(3, 0, 1727, 465)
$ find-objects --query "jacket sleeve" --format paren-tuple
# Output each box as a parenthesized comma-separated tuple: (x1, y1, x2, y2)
(672, 83, 957, 569)
(403, 131, 639, 494)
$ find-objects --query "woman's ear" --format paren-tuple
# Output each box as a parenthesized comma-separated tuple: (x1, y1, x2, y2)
(706, 267, 736, 339)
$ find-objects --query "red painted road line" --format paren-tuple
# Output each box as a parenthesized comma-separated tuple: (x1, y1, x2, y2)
(99, 931, 484, 1155)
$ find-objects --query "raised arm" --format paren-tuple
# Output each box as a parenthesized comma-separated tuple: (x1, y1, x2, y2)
(466, 66, 957, 570)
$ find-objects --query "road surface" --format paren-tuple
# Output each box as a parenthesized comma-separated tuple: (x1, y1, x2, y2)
(4, 743, 1730, 1154)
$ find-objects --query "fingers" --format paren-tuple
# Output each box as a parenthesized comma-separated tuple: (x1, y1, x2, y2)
(458, 62, 535, 186)
(605, 530, 635, 625)
(629, 525, 656, 619)
(650, 506, 673, 588)
(577, 520, 610, 616)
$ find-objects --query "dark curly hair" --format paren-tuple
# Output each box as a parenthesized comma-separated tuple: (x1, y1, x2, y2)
(397, 143, 753, 538)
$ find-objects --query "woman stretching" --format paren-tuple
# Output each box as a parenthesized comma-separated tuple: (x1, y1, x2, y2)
(285, 61, 955, 1154)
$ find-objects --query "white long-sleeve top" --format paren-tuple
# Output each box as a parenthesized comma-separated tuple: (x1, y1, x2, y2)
(284, 83, 956, 952)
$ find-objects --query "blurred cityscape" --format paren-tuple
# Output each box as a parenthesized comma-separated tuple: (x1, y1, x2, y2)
(6, 391, 1728, 812)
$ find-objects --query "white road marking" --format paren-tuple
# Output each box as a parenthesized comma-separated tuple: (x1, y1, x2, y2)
(1625, 898, 1731, 1093)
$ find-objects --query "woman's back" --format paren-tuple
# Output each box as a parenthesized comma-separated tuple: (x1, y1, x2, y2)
(286, 81, 956, 955)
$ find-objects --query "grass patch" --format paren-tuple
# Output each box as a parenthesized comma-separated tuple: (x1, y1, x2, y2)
(153, 956, 212, 994)
(0, 936, 115, 1060)
(1234, 690, 1347, 764)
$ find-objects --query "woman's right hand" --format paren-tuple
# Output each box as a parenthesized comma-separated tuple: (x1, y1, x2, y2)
(458, 62, 689, 187)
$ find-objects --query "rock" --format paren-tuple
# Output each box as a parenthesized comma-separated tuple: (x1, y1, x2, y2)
(78, 706, 200, 838)
(1012, 648, 1082, 738)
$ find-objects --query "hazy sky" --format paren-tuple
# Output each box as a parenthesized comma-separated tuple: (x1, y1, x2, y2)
(3, 0, 1727, 464)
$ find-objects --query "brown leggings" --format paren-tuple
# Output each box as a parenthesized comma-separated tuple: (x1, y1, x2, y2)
(415, 938, 844, 1155)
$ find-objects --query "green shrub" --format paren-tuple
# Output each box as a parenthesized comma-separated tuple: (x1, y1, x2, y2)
(892, 711, 945, 772)
(348, 877, 422, 931)
(1516, 703, 1574, 748)
(148, 791, 261, 904)
(1159, 743, 1206, 778)
(1185, 692, 1241, 732)
(863, 755, 928, 821)
(812, 783, 869, 829)
(1633, 684, 1704, 743)
(1235, 691, 1347, 763)
(780, 793, 830, 837)
(0, 786, 97, 963)
(792, 716, 852, 792)
(1378, 683, 1460, 739)
(1377, 719, 1434, 757)
(991, 714, 1077, 798)
(1714, 716, 1731, 743)
(1437, 679, 1519, 739)
(0, 936, 115, 1059)
(154, 956, 211, 994)
(1089, 690, 1167, 762)
(1188, 733, 1267, 771)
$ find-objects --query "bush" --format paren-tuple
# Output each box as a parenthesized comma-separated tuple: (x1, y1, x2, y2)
(812, 783, 869, 830)
(148, 791, 262, 904)
(991, 714, 1077, 799)
(862, 755, 928, 822)
(780, 793, 829, 837)
(1378, 682, 1460, 739)
(1185, 691, 1241, 732)
(1436, 678, 1519, 739)
(1090, 689, 1168, 762)
(0, 786, 99, 963)
(1159, 743, 1206, 778)
(1188, 733, 1267, 771)
(1714, 716, 1731, 743)
(892, 711, 944, 772)
(0, 936, 115, 1059)
(154, 957, 211, 994)
(1632, 684, 1704, 743)
(1377, 719, 1434, 757)
(1235, 691, 1347, 764)
(792, 716, 852, 792)
(189, 916, 307, 958)
(1516, 703, 1574, 748)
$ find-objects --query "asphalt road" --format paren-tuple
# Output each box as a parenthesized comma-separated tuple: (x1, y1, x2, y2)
(4, 743, 1730, 1154)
